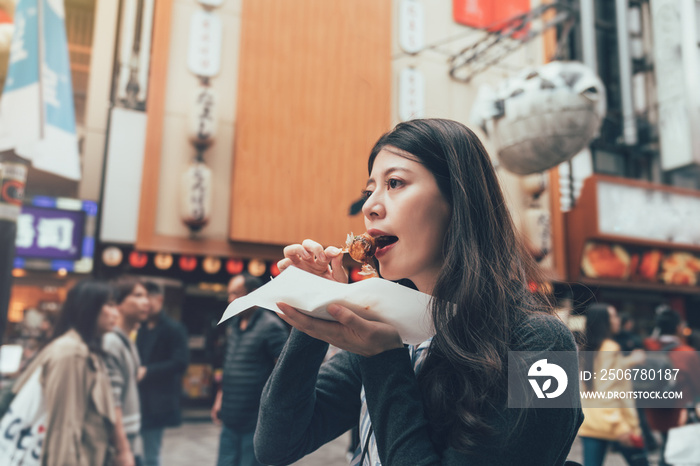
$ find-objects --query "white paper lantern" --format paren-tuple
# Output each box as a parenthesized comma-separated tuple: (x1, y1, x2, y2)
(189, 85, 218, 147)
(181, 160, 212, 232)
(475, 61, 606, 175)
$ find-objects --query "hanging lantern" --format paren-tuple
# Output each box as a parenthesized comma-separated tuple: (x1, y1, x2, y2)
(154, 253, 173, 270)
(247, 259, 267, 277)
(349, 267, 375, 282)
(226, 258, 244, 275)
(473, 61, 606, 175)
(181, 159, 212, 232)
(202, 256, 221, 274)
(179, 255, 198, 272)
(129, 251, 148, 268)
(188, 84, 218, 149)
(102, 246, 123, 267)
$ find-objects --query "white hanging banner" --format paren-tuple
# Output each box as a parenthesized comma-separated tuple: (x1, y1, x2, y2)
(0, 0, 80, 181)
(398, 67, 425, 122)
(398, 0, 424, 54)
(187, 9, 222, 77)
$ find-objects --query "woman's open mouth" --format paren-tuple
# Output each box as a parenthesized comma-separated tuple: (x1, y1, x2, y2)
(374, 235, 398, 259)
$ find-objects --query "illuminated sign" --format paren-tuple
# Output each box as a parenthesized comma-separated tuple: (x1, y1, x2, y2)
(14, 196, 97, 273)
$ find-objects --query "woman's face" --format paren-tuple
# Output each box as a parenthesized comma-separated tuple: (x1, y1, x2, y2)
(362, 147, 451, 293)
(608, 306, 621, 335)
(95, 301, 119, 335)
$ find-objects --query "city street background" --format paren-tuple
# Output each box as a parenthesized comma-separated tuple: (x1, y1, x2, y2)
(163, 414, 662, 466)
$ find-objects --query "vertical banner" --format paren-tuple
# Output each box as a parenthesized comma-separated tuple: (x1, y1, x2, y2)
(0, 0, 80, 180)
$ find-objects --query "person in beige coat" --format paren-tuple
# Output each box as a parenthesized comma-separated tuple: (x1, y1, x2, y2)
(12, 279, 119, 466)
(579, 303, 649, 466)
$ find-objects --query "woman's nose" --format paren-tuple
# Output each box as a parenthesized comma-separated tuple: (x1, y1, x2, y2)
(362, 192, 385, 219)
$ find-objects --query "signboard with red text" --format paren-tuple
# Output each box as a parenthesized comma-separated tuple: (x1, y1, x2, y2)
(452, 0, 530, 30)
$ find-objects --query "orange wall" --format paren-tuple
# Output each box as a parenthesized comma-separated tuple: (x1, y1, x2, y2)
(229, 0, 392, 246)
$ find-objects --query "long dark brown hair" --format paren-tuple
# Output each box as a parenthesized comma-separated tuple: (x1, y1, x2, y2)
(52, 279, 115, 353)
(368, 119, 551, 452)
(581, 303, 614, 391)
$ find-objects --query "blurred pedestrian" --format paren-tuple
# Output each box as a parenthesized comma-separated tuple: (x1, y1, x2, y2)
(137, 281, 190, 466)
(613, 312, 657, 451)
(104, 277, 150, 466)
(643, 306, 700, 466)
(2, 279, 118, 465)
(211, 273, 288, 466)
(579, 303, 649, 466)
(614, 312, 644, 356)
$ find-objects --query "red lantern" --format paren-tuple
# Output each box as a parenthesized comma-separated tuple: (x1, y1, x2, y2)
(179, 255, 198, 272)
(349, 267, 364, 283)
(226, 258, 244, 275)
(129, 251, 148, 268)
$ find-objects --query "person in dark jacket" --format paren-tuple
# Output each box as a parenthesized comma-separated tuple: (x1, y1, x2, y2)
(136, 281, 189, 466)
(211, 273, 288, 466)
(256, 119, 584, 466)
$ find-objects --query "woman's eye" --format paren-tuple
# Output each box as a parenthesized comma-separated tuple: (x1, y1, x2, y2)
(387, 179, 402, 189)
(361, 190, 373, 200)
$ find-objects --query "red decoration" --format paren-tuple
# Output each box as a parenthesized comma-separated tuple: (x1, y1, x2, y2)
(179, 255, 198, 272)
(270, 262, 281, 277)
(226, 258, 244, 275)
(350, 267, 368, 283)
(453, 0, 530, 35)
(129, 251, 148, 268)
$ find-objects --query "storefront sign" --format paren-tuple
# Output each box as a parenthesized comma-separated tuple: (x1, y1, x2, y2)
(398, 0, 424, 54)
(16, 205, 85, 260)
(597, 180, 700, 246)
(13, 196, 96, 272)
(581, 241, 700, 287)
(187, 9, 222, 77)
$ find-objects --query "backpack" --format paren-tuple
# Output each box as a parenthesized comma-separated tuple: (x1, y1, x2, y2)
(632, 341, 679, 392)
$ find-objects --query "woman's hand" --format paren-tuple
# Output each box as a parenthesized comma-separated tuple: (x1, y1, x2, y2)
(616, 432, 636, 448)
(114, 449, 135, 466)
(278, 239, 347, 283)
(276, 302, 403, 357)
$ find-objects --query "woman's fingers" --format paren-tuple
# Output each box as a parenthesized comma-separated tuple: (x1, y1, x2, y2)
(283, 244, 312, 261)
(326, 303, 362, 328)
(277, 257, 293, 273)
(277, 302, 329, 336)
(301, 239, 328, 265)
(281, 240, 346, 280)
(325, 246, 348, 283)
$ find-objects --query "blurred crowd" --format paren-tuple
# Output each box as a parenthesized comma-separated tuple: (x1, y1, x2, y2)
(0, 277, 190, 466)
(577, 303, 700, 466)
(2, 276, 700, 466)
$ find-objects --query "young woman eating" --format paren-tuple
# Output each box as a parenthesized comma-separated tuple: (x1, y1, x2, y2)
(254, 119, 584, 465)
